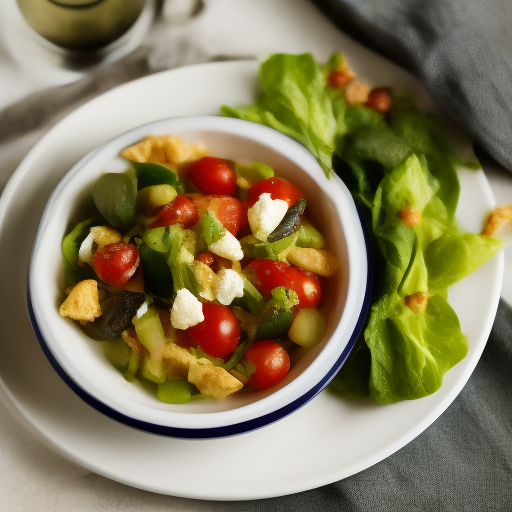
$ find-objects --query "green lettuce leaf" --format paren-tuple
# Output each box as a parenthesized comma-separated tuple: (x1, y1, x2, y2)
(222, 53, 346, 177)
(425, 231, 505, 291)
(366, 294, 468, 403)
(221, 52, 504, 405)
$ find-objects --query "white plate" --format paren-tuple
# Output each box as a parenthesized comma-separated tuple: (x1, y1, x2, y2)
(0, 59, 503, 501)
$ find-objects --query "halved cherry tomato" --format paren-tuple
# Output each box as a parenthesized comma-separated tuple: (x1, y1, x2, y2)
(246, 177, 303, 208)
(186, 157, 237, 196)
(365, 87, 393, 113)
(244, 340, 290, 391)
(186, 302, 241, 358)
(244, 259, 322, 308)
(93, 242, 139, 288)
(148, 195, 199, 229)
(188, 194, 248, 236)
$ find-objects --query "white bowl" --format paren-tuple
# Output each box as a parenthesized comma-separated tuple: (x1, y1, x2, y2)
(28, 115, 371, 438)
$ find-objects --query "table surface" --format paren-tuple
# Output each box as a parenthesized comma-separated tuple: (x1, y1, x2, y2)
(1, 0, 511, 510)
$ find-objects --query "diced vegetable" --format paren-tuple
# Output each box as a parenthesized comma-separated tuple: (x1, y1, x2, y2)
(139, 242, 174, 298)
(102, 338, 132, 374)
(255, 287, 298, 340)
(132, 161, 181, 190)
(200, 211, 226, 246)
(132, 306, 167, 383)
(231, 274, 266, 316)
(296, 223, 325, 249)
(288, 308, 326, 347)
(93, 173, 136, 230)
(61, 129, 335, 403)
(186, 157, 237, 196)
(158, 379, 195, 404)
(136, 184, 177, 214)
(234, 161, 274, 191)
(62, 217, 95, 287)
(80, 288, 145, 341)
(267, 198, 306, 243)
(240, 232, 298, 261)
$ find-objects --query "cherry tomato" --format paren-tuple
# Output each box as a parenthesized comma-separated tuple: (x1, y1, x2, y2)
(186, 302, 241, 358)
(327, 69, 352, 88)
(244, 340, 290, 391)
(244, 259, 322, 308)
(246, 177, 303, 208)
(148, 195, 199, 229)
(365, 87, 393, 113)
(186, 157, 237, 196)
(93, 242, 139, 288)
(188, 194, 248, 236)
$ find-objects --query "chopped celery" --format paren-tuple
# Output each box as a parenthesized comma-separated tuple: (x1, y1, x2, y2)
(167, 224, 201, 297)
(141, 353, 166, 384)
(61, 217, 95, 287)
(234, 161, 274, 186)
(200, 212, 226, 246)
(158, 380, 195, 404)
(102, 338, 131, 373)
(296, 224, 325, 248)
(132, 306, 167, 384)
(142, 227, 172, 253)
(240, 232, 298, 261)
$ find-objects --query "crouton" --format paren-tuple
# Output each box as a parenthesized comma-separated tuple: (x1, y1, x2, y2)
(481, 205, 512, 237)
(398, 207, 422, 227)
(287, 247, 339, 277)
(188, 359, 243, 399)
(161, 343, 196, 380)
(59, 279, 102, 323)
(121, 135, 206, 168)
(345, 79, 370, 105)
(405, 292, 431, 312)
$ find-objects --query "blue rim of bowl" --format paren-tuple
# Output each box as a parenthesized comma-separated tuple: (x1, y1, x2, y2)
(26, 206, 372, 439)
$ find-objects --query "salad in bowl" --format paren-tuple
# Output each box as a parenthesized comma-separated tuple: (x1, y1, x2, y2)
(28, 115, 370, 438)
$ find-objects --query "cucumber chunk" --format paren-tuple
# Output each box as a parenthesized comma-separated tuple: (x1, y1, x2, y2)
(288, 308, 326, 347)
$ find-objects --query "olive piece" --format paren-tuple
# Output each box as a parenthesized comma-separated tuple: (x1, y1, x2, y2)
(267, 198, 306, 243)
(81, 288, 146, 341)
(93, 173, 136, 230)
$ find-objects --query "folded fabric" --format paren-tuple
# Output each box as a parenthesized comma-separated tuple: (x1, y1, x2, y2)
(311, 0, 512, 173)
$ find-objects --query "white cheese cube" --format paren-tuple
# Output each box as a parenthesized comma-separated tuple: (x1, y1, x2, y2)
(214, 269, 244, 305)
(247, 192, 288, 241)
(208, 230, 244, 261)
(170, 289, 204, 330)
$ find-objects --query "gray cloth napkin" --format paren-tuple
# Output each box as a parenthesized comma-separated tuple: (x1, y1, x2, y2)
(312, 0, 512, 174)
